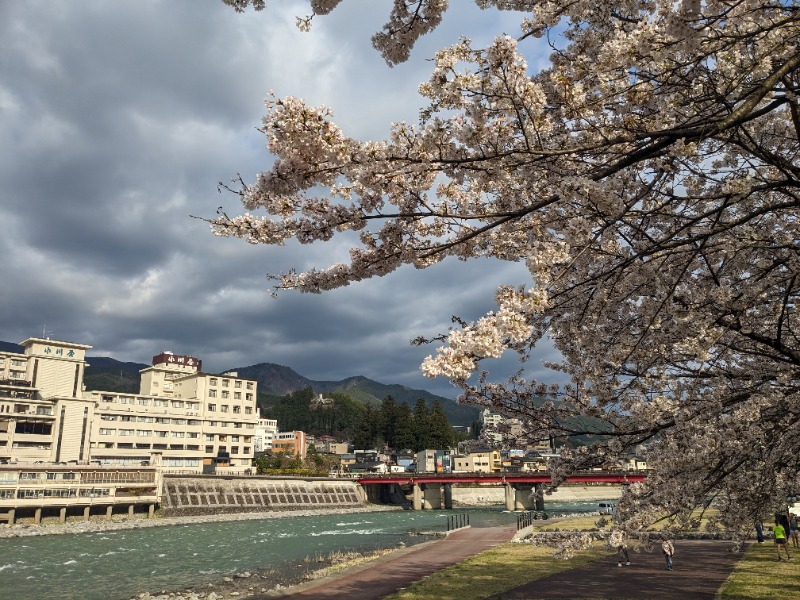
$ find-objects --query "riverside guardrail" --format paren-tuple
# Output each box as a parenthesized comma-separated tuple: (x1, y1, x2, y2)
(516, 511, 549, 529)
(447, 512, 469, 531)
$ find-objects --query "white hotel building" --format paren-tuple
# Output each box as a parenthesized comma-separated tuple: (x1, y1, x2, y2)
(0, 337, 258, 469)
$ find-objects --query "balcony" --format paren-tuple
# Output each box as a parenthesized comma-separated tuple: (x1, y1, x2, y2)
(0, 379, 32, 387)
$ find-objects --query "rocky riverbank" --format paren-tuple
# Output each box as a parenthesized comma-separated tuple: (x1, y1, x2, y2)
(0, 505, 402, 539)
(124, 544, 424, 600)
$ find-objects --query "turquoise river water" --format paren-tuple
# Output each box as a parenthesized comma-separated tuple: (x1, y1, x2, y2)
(1, 501, 605, 599)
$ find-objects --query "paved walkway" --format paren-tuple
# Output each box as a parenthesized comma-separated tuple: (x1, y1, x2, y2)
(259, 528, 747, 600)
(494, 540, 748, 599)
(267, 524, 518, 599)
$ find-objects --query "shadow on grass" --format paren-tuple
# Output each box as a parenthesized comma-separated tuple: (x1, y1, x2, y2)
(719, 542, 800, 599)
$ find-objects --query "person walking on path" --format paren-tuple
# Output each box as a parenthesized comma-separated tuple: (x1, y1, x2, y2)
(773, 519, 792, 561)
(755, 520, 765, 543)
(789, 513, 799, 548)
(661, 535, 675, 570)
(617, 543, 630, 567)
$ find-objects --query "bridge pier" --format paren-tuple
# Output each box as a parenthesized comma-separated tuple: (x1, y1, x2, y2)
(423, 483, 442, 509)
(413, 483, 422, 511)
(534, 482, 545, 511)
(514, 484, 537, 511)
(443, 483, 453, 509)
(505, 484, 515, 511)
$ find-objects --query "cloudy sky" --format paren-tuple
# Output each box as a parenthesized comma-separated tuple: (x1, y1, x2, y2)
(0, 1, 563, 398)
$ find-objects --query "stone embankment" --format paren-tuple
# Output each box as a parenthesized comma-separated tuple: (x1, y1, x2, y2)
(160, 477, 365, 516)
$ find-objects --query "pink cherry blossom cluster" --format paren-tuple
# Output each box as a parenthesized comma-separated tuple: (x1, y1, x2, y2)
(218, 0, 800, 541)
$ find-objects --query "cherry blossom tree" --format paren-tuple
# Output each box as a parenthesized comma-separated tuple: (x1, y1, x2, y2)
(216, 0, 800, 539)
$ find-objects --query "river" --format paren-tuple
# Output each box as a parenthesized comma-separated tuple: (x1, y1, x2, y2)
(0, 500, 606, 599)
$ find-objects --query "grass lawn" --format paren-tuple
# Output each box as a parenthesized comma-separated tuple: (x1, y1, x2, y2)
(383, 541, 609, 600)
(718, 541, 800, 599)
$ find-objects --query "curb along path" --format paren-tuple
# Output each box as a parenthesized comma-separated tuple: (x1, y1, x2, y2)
(267, 524, 518, 599)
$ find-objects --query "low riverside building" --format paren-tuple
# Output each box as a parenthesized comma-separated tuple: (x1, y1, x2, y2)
(0, 463, 159, 524)
(0, 336, 258, 470)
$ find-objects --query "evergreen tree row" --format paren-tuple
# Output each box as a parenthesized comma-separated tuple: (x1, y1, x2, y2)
(267, 387, 458, 451)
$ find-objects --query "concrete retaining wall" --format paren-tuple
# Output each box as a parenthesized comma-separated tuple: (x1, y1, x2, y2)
(451, 485, 623, 506)
(161, 476, 366, 516)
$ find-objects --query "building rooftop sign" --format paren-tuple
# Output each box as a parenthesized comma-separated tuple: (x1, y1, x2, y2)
(151, 352, 201, 372)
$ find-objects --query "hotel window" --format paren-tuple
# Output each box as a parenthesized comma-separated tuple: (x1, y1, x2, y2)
(187, 432, 199, 439)
(231, 446, 239, 455)
(10, 359, 25, 367)
(231, 435, 240, 442)
(208, 389, 217, 398)
(222, 379, 229, 388)
(221, 405, 229, 413)
(153, 399, 168, 407)
(205, 434, 214, 441)
(244, 446, 250, 454)
(99, 428, 115, 435)
(234, 392, 241, 400)
(138, 398, 150, 406)
(171, 431, 184, 438)
(246, 382, 254, 390)
(233, 406, 241, 414)
(209, 378, 217, 386)
(119, 429, 134, 436)
(205, 445, 214, 453)
(245, 407, 253, 415)
(137, 416, 154, 423)
(120, 397, 134, 405)
(171, 401, 183, 408)
(101, 415, 117, 421)
(221, 391, 229, 399)
(137, 430, 152, 437)
(154, 431, 168, 438)
(246, 393, 253, 401)
(208, 404, 216, 412)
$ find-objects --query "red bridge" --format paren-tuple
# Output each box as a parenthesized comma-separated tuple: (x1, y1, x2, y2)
(356, 471, 646, 486)
(355, 471, 646, 511)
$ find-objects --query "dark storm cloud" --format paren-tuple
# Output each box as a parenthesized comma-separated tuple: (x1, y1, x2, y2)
(0, 1, 562, 400)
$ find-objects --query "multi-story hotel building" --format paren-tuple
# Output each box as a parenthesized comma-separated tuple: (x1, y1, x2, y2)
(0, 337, 258, 470)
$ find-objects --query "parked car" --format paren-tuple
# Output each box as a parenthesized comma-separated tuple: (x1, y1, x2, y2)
(599, 503, 616, 515)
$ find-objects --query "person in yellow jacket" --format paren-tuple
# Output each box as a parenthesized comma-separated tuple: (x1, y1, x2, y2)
(773, 519, 793, 561)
